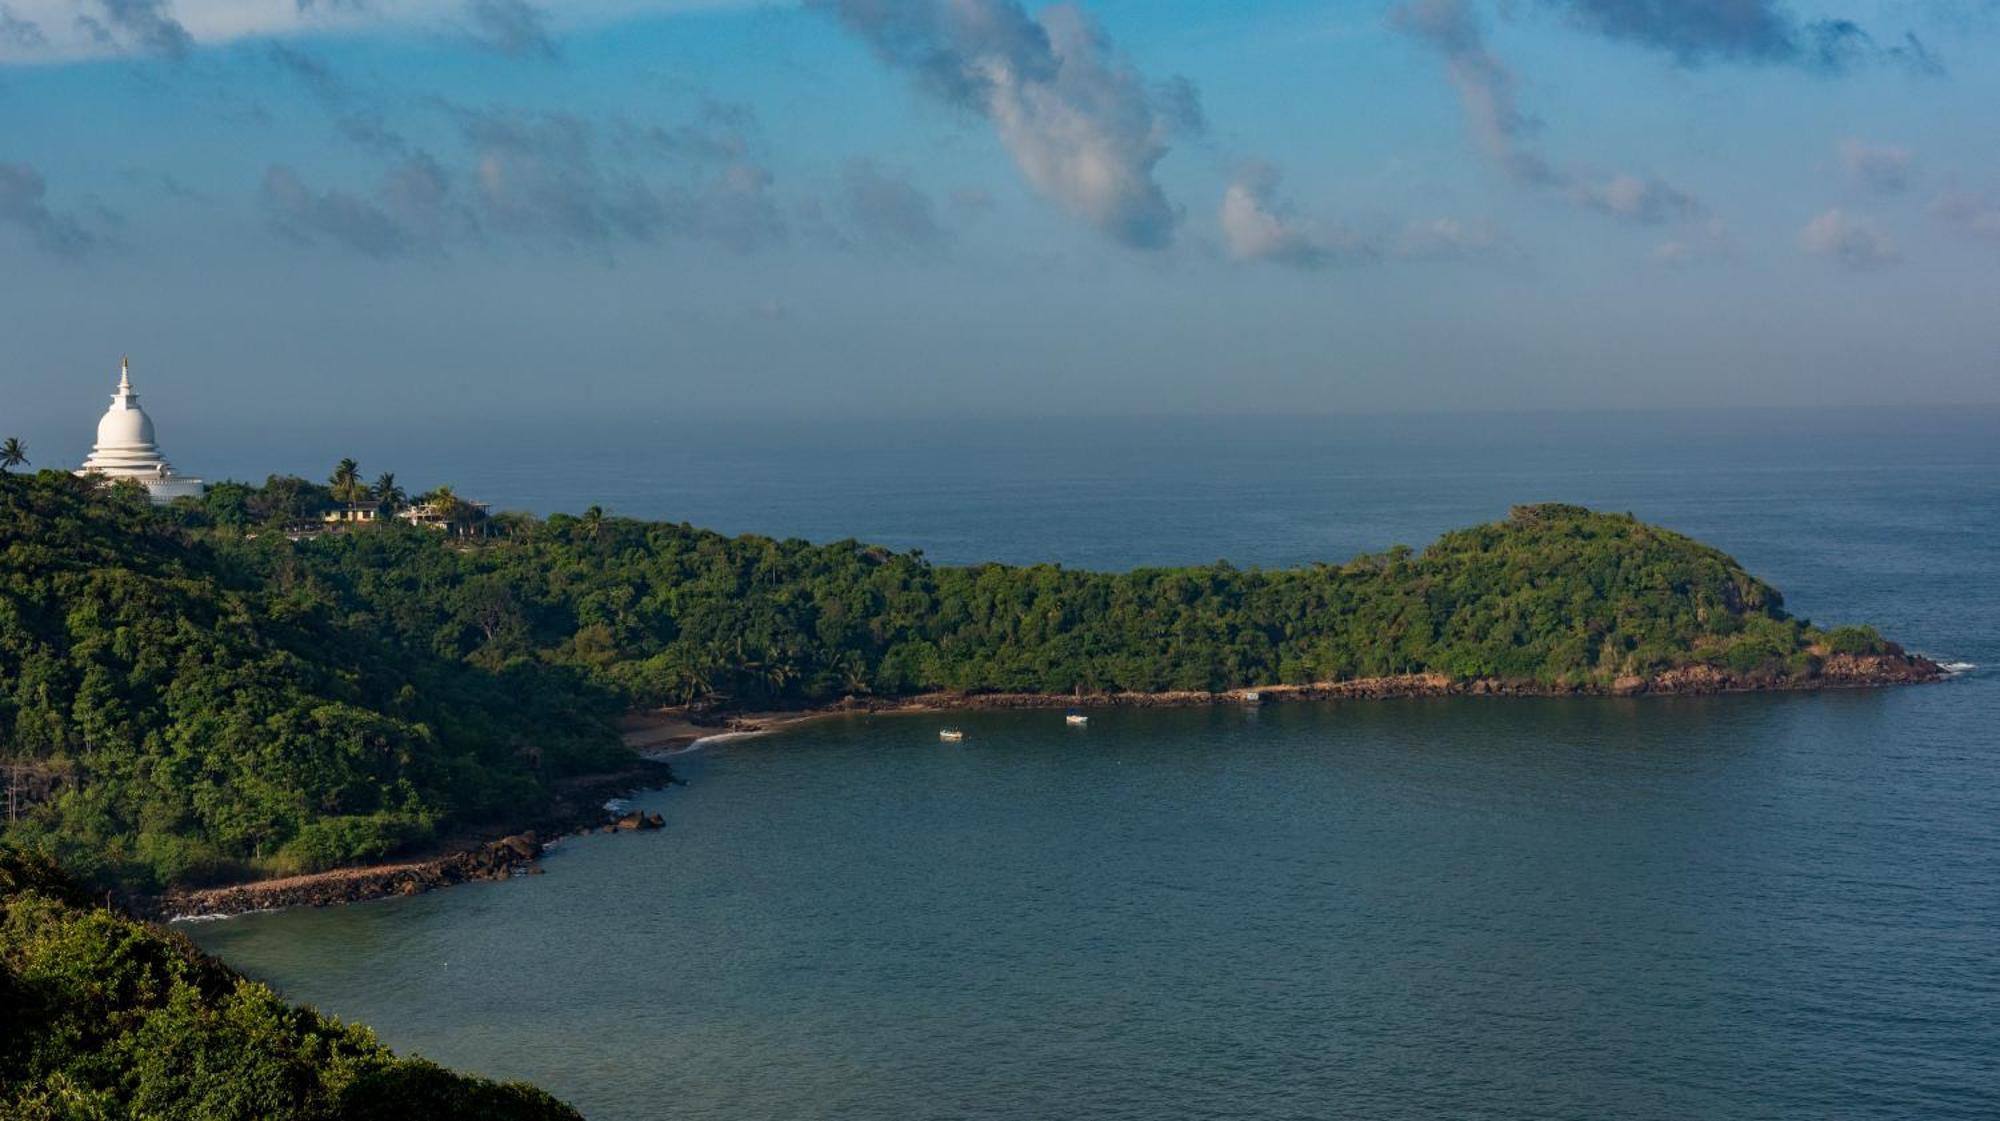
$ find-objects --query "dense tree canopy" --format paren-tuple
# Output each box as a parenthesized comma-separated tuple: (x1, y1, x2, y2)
(0, 850, 581, 1120)
(0, 471, 1884, 891)
(0, 473, 622, 890)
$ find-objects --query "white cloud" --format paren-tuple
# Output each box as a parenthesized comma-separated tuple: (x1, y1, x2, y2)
(1799, 208, 1899, 269)
(0, 0, 746, 63)
(1389, 0, 1554, 186)
(1930, 185, 2000, 246)
(1220, 165, 1514, 270)
(1571, 173, 1704, 225)
(1389, 0, 1706, 230)
(1220, 162, 1357, 267)
(810, 0, 1187, 250)
(1395, 216, 1513, 261)
(1219, 162, 1383, 268)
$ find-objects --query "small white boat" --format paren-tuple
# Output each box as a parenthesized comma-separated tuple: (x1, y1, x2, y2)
(938, 729, 965, 742)
(1065, 710, 1089, 726)
(1242, 691, 1263, 705)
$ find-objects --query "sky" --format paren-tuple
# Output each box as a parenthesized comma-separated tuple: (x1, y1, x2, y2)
(2, 0, 1998, 442)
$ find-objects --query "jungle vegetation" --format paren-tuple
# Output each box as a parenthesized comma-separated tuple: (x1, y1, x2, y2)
(0, 849, 581, 1120)
(0, 468, 1888, 891)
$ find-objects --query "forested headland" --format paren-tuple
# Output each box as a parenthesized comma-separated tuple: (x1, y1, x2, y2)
(0, 849, 581, 1119)
(0, 468, 1932, 894)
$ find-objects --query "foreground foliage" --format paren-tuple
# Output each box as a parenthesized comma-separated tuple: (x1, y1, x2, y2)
(0, 471, 1886, 891)
(0, 849, 581, 1120)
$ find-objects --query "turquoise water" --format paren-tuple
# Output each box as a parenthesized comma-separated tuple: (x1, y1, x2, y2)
(186, 411, 2000, 1119)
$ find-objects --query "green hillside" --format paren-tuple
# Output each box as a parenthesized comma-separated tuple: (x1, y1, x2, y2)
(0, 850, 579, 1120)
(0, 471, 1899, 892)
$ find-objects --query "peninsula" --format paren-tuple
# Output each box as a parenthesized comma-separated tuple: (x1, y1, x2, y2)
(0, 468, 1941, 903)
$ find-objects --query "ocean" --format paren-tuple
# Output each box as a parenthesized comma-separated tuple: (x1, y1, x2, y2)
(184, 409, 1999, 1120)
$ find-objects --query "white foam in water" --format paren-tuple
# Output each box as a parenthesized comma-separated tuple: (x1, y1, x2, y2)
(168, 907, 275, 924)
(684, 729, 772, 751)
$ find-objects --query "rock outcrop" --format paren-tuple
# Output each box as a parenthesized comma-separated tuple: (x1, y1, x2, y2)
(820, 651, 1944, 714)
(162, 832, 550, 919)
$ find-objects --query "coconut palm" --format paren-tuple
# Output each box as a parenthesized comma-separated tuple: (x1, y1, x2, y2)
(428, 485, 480, 536)
(760, 651, 799, 695)
(662, 647, 717, 706)
(329, 458, 361, 504)
(839, 651, 872, 696)
(372, 471, 406, 513)
(0, 438, 27, 472)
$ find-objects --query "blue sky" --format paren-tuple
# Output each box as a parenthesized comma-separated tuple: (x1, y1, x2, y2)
(2, 0, 1997, 438)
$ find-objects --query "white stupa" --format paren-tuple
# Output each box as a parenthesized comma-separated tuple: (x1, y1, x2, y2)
(76, 356, 205, 504)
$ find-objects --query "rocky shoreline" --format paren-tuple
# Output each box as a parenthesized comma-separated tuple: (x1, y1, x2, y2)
(707, 649, 1948, 721)
(159, 650, 1944, 920)
(154, 761, 679, 920)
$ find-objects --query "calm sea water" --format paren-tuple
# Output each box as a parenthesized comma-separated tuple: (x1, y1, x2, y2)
(185, 410, 1999, 1121)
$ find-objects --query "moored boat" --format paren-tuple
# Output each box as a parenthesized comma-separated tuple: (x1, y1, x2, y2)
(939, 728, 965, 742)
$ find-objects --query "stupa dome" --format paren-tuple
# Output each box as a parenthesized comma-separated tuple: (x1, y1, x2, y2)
(94, 391, 157, 452)
(75, 356, 204, 504)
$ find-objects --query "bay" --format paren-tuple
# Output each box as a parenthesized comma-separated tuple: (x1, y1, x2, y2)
(186, 409, 2000, 1120)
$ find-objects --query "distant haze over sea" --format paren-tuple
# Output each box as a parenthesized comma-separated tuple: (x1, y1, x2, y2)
(127, 405, 1996, 560)
(23, 403, 1998, 659)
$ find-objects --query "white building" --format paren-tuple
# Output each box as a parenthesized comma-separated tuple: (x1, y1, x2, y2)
(75, 357, 205, 504)
(397, 499, 490, 530)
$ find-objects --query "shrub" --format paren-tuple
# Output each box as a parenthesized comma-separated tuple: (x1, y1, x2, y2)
(1824, 625, 1886, 656)
(271, 814, 433, 877)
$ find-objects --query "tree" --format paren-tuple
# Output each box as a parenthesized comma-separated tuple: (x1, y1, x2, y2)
(329, 458, 362, 504)
(0, 851, 587, 1120)
(0, 471, 1886, 896)
(0, 437, 26, 472)
(373, 471, 406, 513)
(428, 484, 484, 537)
(488, 510, 536, 539)
(247, 474, 335, 524)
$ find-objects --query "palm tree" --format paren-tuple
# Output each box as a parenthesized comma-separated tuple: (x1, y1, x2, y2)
(329, 458, 361, 504)
(372, 471, 406, 513)
(581, 504, 606, 545)
(762, 656, 799, 696)
(665, 647, 716, 706)
(839, 652, 872, 697)
(429, 485, 479, 536)
(0, 438, 26, 473)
